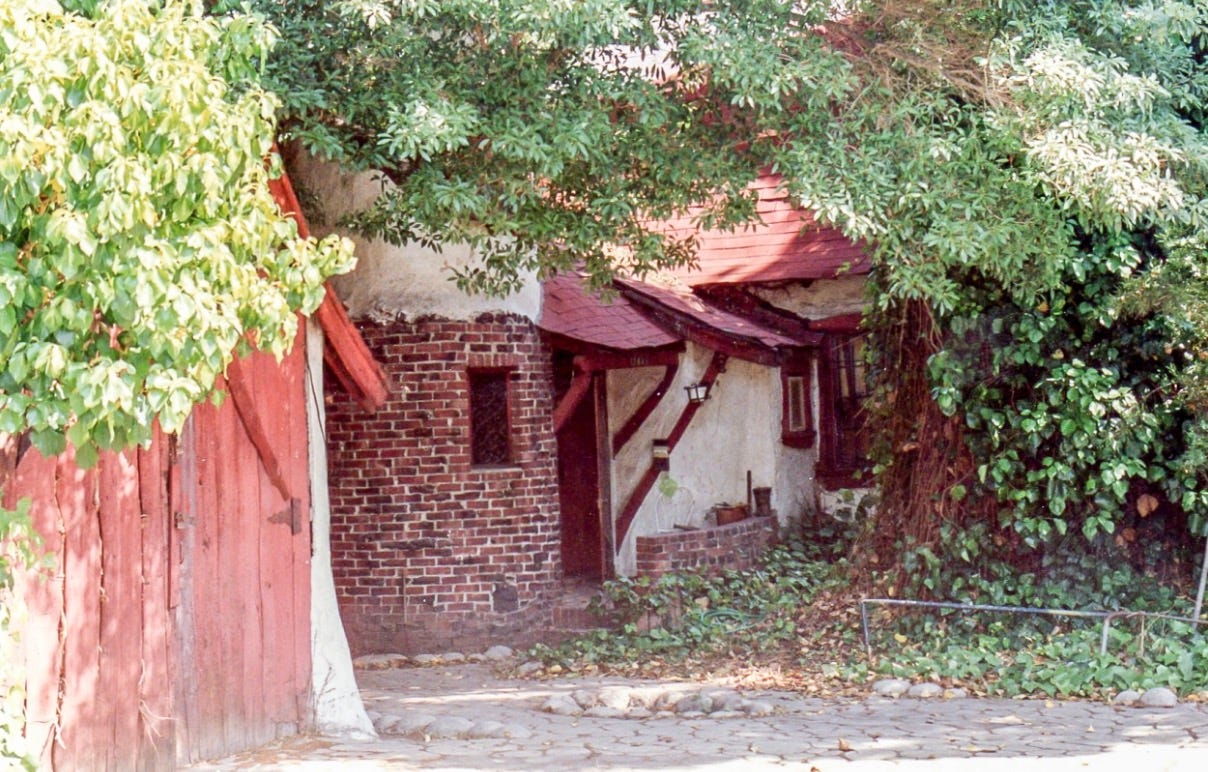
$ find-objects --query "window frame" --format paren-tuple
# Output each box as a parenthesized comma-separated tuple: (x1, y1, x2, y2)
(780, 357, 815, 449)
(467, 366, 516, 468)
(817, 332, 871, 488)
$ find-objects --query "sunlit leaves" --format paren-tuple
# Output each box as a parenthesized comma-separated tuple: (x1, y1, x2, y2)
(0, 0, 355, 463)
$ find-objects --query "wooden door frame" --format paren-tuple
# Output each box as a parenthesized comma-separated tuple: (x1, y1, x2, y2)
(592, 372, 615, 579)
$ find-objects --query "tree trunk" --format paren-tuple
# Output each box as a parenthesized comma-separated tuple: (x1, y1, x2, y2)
(853, 299, 979, 588)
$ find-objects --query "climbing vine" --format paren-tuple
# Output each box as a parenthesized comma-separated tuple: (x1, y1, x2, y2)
(832, 2, 1208, 582)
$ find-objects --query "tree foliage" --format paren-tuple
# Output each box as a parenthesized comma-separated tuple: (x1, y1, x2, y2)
(253, 0, 1208, 564)
(252, 0, 854, 293)
(0, 0, 354, 465)
(846, 1, 1208, 564)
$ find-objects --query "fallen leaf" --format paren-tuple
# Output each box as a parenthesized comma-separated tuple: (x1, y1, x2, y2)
(1138, 493, 1159, 518)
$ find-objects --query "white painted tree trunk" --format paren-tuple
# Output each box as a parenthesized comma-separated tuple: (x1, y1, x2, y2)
(305, 321, 376, 739)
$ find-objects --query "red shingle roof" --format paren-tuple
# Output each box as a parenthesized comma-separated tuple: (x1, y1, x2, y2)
(656, 174, 871, 286)
(540, 272, 680, 351)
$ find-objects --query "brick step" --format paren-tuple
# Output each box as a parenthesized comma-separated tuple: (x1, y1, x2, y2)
(551, 603, 605, 632)
(549, 580, 609, 633)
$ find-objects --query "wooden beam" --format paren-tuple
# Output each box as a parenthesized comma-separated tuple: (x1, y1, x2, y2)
(611, 361, 678, 454)
(552, 367, 594, 434)
(614, 351, 727, 546)
(268, 165, 390, 413)
(576, 347, 682, 372)
(312, 286, 390, 412)
(225, 356, 292, 503)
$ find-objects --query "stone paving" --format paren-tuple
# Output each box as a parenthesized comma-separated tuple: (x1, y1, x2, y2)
(194, 662, 1208, 771)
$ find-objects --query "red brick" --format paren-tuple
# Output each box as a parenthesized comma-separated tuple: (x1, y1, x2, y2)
(328, 315, 561, 655)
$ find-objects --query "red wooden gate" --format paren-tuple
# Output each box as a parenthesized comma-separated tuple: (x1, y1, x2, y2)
(10, 335, 313, 769)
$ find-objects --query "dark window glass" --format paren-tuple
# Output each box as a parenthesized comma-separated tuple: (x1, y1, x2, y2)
(470, 370, 511, 465)
(829, 335, 870, 472)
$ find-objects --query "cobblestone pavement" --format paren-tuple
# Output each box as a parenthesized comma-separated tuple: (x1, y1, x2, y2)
(195, 664, 1208, 771)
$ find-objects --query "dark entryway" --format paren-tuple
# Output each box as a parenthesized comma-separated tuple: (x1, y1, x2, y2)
(553, 355, 610, 581)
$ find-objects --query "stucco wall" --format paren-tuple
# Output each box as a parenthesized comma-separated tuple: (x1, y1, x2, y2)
(608, 343, 813, 575)
(289, 152, 541, 322)
(751, 276, 866, 320)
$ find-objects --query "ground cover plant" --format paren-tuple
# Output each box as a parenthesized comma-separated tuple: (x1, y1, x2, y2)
(530, 535, 848, 673)
(528, 525, 1208, 701)
(862, 548, 1208, 698)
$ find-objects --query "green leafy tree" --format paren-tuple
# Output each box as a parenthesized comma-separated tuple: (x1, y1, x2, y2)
(828, 1, 1208, 572)
(0, 0, 354, 469)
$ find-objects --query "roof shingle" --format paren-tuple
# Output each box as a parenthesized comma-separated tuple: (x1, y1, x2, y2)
(539, 272, 679, 351)
(656, 174, 871, 286)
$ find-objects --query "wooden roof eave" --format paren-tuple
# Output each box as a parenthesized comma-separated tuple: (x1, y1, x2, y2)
(267, 168, 390, 413)
(615, 283, 819, 367)
(312, 285, 390, 412)
(540, 330, 685, 366)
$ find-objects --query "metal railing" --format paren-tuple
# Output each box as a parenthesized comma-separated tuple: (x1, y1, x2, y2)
(859, 597, 1208, 659)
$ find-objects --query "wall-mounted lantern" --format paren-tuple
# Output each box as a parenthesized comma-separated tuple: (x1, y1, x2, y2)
(684, 382, 710, 405)
(652, 438, 671, 472)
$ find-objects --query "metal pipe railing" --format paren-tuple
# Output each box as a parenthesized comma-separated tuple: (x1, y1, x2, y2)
(859, 597, 1208, 659)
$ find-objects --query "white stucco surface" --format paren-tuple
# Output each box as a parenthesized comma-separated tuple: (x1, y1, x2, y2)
(610, 343, 812, 575)
(290, 154, 541, 322)
(306, 321, 376, 739)
(752, 276, 867, 320)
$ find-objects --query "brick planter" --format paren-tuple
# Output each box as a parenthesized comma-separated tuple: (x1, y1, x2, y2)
(634, 516, 778, 580)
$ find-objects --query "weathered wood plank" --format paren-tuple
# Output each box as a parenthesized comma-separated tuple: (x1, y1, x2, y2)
(171, 418, 199, 767)
(10, 450, 65, 765)
(53, 455, 104, 771)
(138, 431, 175, 769)
(249, 346, 301, 732)
(97, 450, 143, 767)
(211, 386, 244, 753)
(285, 338, 313, 729)
(189, 401, 227, 763)
(228, 380, 264, 748)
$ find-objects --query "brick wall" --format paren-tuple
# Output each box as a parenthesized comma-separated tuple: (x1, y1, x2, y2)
(326, 313, 562, 655)
(634, 517, 778, 580)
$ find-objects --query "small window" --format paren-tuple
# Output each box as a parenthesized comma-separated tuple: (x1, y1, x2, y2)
(469, 369, 512, 466)
(781, 360, 814, 448)
(818, 333, 871, 486)
(786, 376, 808, 432)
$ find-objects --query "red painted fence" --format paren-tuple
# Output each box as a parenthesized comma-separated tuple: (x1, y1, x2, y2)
(10, 333, 313, 769)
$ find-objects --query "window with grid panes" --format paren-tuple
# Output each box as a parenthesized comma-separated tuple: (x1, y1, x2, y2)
(469, 369, 512, 466)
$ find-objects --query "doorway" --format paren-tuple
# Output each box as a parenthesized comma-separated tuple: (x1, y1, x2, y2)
(554, 357, 610, 580)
